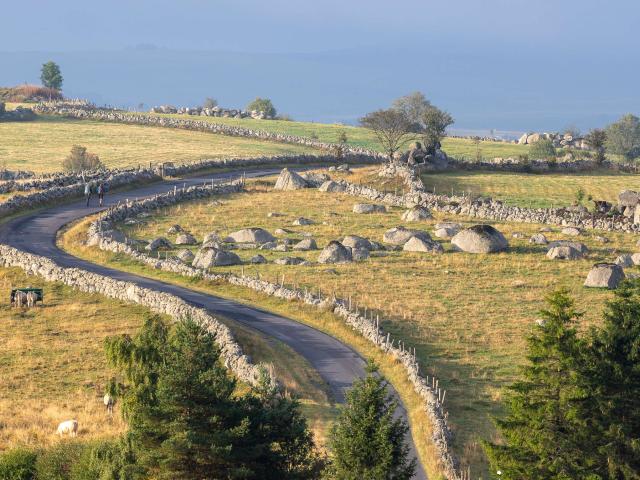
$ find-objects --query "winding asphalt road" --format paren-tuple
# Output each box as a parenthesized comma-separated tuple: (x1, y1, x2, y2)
(0, 170, 427, 479)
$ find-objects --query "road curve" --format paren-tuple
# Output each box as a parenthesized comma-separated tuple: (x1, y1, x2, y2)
(0, 170, 427, 479)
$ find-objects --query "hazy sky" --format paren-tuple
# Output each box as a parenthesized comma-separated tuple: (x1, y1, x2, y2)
(1, 0, 639, 132)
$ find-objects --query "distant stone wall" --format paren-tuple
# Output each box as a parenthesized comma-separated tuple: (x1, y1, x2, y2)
(87, 179, 461, 480)
(0, 243, 268, 388)
(447, 157, 640, 174)
(33, 104, 385, 159)
(371, 162, 640, 233)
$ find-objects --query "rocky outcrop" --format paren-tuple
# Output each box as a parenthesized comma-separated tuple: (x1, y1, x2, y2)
(383, 227, 431, 246)
(546, 245, 583, 260)
(318, 241, 352, 264)
(451, 225, 508, 253)
(274, 168, 309, 191)
(584, 263, 625, 289)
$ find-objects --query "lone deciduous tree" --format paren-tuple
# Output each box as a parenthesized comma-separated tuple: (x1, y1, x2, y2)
(328, 361, 416, 480)
(420, 106, 454, 154)
(392, 91, 432, 132)
(40, 61, 63, 91)
(605, 114, 640, 160)
(360, 109, 412, 160)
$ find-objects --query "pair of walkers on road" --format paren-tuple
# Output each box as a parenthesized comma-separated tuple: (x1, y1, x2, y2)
(84, 180, 107, 207)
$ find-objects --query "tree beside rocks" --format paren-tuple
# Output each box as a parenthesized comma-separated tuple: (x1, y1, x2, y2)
(606, 114, 640, 160)
(360, 109, 412, 160)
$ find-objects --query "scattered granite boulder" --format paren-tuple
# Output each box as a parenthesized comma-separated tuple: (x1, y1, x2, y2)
(547, 245, 584, 260)
(342, 235, 374, 251)
(539, 227, 554, 233)
(594, 235, 610, 244)
(259, 242, 277, 250)
(352, 248, 370, 261)
(293, 217, 314, 226)
(511, 232, 525, 239)
(203, 232, 221, 244)
(383, 227, 431, 245)
(293, 238, 318, 251)
(631, 253, 640, 265)
(403, 236, 444, 254)
(618, 190, 640, 208)
(267, 212, 282, 217)
(401, 207, 432, 222)
(175, 232, 197, 245)
(562, 226, 582, 236)
(615, 254, 634, 268)
(274, 168, 308, 190)
(548, 241, 588, 255)
(433, 222, 461, 239)
(353, 203, 386, 214)
(301, 172, 330, 186)
(318, 180, 346, 193)
(250, 254, 267, 264)
(226, 228, 275, 244)
(176, 249, 195, 263)
(167, 224, 183, 234)
(451, 225, 508, 253)
(146, 237, 172, 251)
(584, 263, 625, 289)
(318, 241, 352, 263)
(529, 233, 549, 245)
(274, 256, 306, 265)
(192, 247, 241, 268)
(274, 228, 291, 236)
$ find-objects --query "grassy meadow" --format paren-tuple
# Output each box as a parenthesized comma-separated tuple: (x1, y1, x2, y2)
(0, 116, 317, 173)
(99, 174, 640, 476)
(135, 110, 531, 160)
(0, 263, 336, 452)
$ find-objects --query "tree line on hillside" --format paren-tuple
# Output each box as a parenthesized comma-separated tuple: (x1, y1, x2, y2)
(0, 315, 416, 480)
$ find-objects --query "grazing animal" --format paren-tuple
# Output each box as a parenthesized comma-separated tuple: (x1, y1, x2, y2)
(26, 291, 37, 308)
(13, 291, 27, 308)
(103, 393, 114, 415)
(56, 420, 78, 437)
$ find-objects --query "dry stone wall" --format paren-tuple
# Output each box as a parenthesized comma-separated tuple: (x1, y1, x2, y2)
(375, 162, 640, 234)
(88, 179, 461, 480)
(33, 104, 385, 159)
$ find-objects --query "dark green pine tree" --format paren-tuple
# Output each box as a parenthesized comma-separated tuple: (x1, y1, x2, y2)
(582, 279, 640, 479)
(105, 314, 322, 480)
(328, 360, 416, 480)
(484, 289, 592, 479)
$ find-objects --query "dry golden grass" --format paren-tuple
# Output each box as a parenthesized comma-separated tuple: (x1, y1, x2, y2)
(107, 175, 640, 476)
(0, 116, 316, 173)
(0, 267, 149, 450)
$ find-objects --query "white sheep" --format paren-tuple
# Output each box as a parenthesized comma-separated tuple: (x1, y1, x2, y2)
(56, 419, 78, 437)
(103, 393, 114, 415)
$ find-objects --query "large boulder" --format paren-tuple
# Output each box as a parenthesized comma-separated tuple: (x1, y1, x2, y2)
(353, 203, 386, 214)
(561, 226, 582, 236)
(176, 249, 195, 263)
(301, 172, 330, 186)
(318, 180, 346, 193)
(342, 235, 374, 251)
(318, 241, 352, 264)
(274, 168, 308, 190)
(192, 247, 241, 268)
(614, 254, 634, 268)
(546, 245, 583, 260)
(401, 207, 432, 222)
(167, 224, 183, 234)
(584, 263, 625, 289)
(529, 233, 548, 245)
(618, 190, 640, 208)
(451, 225, 508, 253)
(145, 237, 172, 251)
(226, 228, 275, 244)
(402, 236, 444, 254)
(175, 233, 197, 245)
(383, 227, 431, 245)
(293, 238, 318, 251)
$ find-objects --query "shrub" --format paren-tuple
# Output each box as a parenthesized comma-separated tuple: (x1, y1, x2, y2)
(69, 439, 139, 480)
(35, 442, 84, 480)
(0, 448, 38, 480)
(337, 131, 348, 144)
(62, 145, 103, 172)
(528, 138, 556, 160)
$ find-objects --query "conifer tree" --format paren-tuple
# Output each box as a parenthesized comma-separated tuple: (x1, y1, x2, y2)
(581, 279, 640, 479)
(484, 290, 590, 479)
(328, 361, 416, 480)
